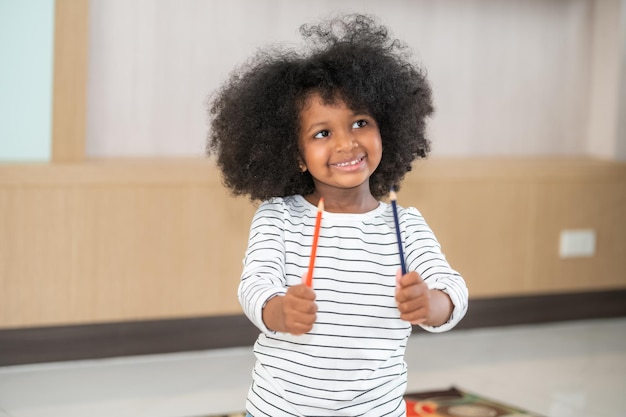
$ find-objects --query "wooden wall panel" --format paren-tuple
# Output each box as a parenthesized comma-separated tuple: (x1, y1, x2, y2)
(1, 158, 625, 329)
(529, 180, 626, 292)
(401, 180, 535, 297)
(52, 0, 89, 162)
(399, 158, 626, 297)
(0, 161, 256, 328)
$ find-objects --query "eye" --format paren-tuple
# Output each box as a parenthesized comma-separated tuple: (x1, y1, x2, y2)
(353, 119, 368, 129)
(314, 129, 330, 139)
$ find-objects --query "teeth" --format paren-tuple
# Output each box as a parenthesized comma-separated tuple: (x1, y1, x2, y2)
(336, 157, 363, 167)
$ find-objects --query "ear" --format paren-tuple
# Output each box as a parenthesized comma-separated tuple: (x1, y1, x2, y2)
(297, 156, 307, 172)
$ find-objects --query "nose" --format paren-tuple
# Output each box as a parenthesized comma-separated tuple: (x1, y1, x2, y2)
(335, 129, 357, 152)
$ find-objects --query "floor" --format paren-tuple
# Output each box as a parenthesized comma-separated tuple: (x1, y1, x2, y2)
(0, 317, 624, 417)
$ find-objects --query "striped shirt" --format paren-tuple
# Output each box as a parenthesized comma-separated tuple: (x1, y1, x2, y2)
(239, 195, 468, 416)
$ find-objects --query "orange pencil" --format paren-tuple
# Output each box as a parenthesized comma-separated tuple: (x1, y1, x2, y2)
(304, 198, 324, 287)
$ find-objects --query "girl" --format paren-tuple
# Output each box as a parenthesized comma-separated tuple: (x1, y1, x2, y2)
(208, 13, 468, 417)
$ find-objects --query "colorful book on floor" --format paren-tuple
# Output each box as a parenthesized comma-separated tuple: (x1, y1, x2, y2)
(405, 386, 544, 417)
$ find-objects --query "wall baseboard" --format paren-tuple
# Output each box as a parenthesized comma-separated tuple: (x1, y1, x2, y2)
(1, 289, 625, 366)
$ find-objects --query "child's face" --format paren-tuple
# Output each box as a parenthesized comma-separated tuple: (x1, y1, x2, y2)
(298, 94, 382, 196)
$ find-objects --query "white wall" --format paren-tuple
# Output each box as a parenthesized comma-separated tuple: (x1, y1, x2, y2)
(86, 0, 625, 159)
(615, 0, 626, 161)
(585, 0, 626, 160)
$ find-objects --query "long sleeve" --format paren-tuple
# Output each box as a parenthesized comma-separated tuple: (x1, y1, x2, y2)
(238, 200, 288, 334)
(401, 206, 469, 333)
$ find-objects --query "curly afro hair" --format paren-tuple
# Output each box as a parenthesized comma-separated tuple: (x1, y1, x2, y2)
(207, 13, 433, 202)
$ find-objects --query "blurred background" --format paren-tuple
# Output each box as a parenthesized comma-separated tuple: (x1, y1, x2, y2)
(0, 1, 625, 416)
(1, 0, 625, 346)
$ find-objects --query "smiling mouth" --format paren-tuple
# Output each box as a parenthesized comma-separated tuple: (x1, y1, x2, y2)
(332, 156, 366, 168)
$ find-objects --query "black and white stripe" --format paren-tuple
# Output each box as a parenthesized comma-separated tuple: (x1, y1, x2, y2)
(239, 195, 468, 416)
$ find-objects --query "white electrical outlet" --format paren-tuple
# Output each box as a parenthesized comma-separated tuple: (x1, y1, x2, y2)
(559, 229, 596, 258)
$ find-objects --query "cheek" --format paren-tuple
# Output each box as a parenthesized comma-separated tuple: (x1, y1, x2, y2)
(369, 135, 383, 165)
(303, 143, 329, 165)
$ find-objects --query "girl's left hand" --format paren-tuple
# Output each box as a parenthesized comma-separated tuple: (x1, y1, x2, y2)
(395, 270, 430, 324)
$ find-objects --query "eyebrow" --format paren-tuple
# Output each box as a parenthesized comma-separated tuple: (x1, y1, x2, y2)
(304, 121, 329, 134)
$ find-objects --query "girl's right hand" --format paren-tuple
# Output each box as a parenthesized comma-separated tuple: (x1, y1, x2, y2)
(282, 284, 317, 335)
(262, 283, 317, 335)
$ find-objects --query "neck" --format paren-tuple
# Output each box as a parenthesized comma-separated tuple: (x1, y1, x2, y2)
(304, 187, 378, 214)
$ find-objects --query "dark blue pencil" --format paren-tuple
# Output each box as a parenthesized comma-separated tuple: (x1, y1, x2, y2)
(389, 188, 406, 275)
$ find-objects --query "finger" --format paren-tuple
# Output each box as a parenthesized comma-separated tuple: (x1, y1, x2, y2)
(398, 302, 428, 323)
(402, 311, 427, 325)
(399, 270, 422, 288)
(288, 283, 316, 300)
(284, 298, 317, 316)
(285, 320, 315, 335)
(298, 301, 318, 315)
(294, 322, 315, 335)
(397, 290, 423, 309)
(284, 311, 316, 335)
(286, 311, 316, 326)
(396, 283, 426, 304)
(398, 298, 425, 314)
